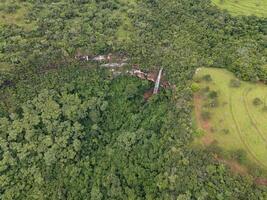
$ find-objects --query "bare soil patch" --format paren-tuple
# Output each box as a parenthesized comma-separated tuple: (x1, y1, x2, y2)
(194, 94, 215, 146)
(255, 178, 267, 186)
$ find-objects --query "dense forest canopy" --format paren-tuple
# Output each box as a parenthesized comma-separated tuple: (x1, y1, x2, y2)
(0, 0, 267, 199)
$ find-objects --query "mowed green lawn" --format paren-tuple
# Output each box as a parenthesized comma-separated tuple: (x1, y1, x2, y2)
(194, 68, 267, 170)
(212, 0, 267, 17)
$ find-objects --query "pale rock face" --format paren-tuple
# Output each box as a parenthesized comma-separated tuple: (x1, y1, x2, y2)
(195, 67, 203, 74)
(101, 63, 127, 68)
(92, 55, 106, 61)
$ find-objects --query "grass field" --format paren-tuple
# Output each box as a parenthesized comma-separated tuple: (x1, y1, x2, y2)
(193, 68, 267, 172)
(212, 0, 267, 17)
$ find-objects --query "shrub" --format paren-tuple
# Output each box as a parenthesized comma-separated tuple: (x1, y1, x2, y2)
(229, 79, 241, 88)
(206, 141, 222, 155)
(222, 129, 229, 134)
(208, 91, 218, 99)
(193, 76, 201, 83)
(200, 86, 210, 94)
(230, 149, 247, 164)
(191, 82, 200, 92)
(201, 111, 211, 121)
(253, 97, 263, 106)
(210, 127, 217, 133)
(4, 4, 20, 13)
(222, 101, 228, 107)
(262, 106, 267, 112)
(209, 99, 219, 108)
(194, 128, 205, 137)
(202, 74, 212, 82)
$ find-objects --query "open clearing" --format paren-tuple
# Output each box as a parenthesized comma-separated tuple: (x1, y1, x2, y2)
(212, 0, 267, 17)
(194, 68, 267, 171)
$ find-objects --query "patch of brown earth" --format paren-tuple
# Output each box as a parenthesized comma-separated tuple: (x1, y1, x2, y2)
(201, 132, 215, 146)
(255, 178, 267, 186)
(216, 156, 267, 186)
(216, 156, 248, 175)
(144, 89, 154, 100)
(194, 94, 211, 131)
(194, 94, 215, 145)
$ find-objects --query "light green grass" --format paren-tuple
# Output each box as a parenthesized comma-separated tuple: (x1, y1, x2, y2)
(194, 68, 267, 170)
(212, 0, 267, 17)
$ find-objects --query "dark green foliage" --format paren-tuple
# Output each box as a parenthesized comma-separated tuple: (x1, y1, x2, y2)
(262, 106, 267, 112)
(230, 149, 248, 164)
(208, 91, 218, 99)
(222, 128, 230, 135)
(194, 128, 205, 137)
(0, 0, 266, 199)
(253, 97, 263, 106)
(191, 82, 200, 92)
(202, 74, 213, 82)
(0, 66, 265, 199)
(201, 86, 210, 94)
(201, 111, 211, 121)
(207, 91, 219, 108)
(2, 4, 20, 14)
(206, 141, 223, 155)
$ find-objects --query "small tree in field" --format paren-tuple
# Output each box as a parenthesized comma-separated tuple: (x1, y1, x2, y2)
(262, 106, 267, 112)
(253, 97, 262, 106)
(209, 99, 219, 108)
(231, 149, 247, 164)
(201, 111, 211, 121)
(191, 82, 200, 92)
(222, 128, 229, 135)
(202, 74, 212, 82)
(200, 86, 210, 95)
(208, 91, 218, 99)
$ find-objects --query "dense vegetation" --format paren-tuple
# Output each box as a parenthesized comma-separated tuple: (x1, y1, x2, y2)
(0, 0, 267, 199)
(129, 0, 267, 83)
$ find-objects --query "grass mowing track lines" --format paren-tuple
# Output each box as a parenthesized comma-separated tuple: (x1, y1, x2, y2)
(212, 0, 267, 17)
(242, 88, 267, 144)
(228, 92, 267, 169)
(194, 68, 267, 170)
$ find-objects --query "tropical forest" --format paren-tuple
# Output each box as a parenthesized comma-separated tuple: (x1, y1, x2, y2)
(0, 0, 267, 199)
